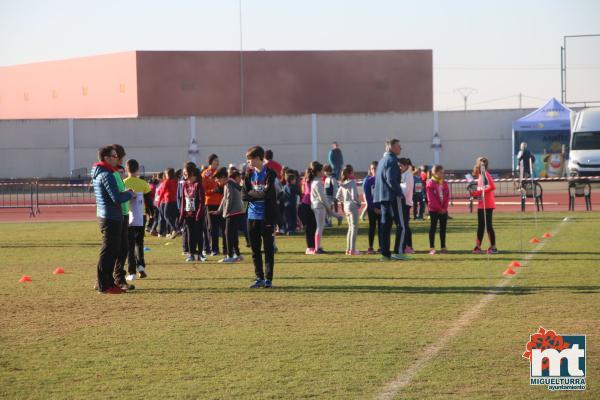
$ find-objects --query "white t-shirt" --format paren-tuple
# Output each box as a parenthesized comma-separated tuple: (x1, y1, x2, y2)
(400, 170, 414, 207)
(129, 192, 144, 226)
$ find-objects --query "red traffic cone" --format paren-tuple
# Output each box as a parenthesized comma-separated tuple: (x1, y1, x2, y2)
(542, 233, 553, 238)
(19, 275, 32, 283)
(509, 261, 522, 268)
(529, 237, 541, 243)
(53, 267, 65, 275)
(503, 267, 516, 276)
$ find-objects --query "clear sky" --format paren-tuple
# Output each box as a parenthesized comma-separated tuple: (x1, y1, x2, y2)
(1, 0, 599, 110)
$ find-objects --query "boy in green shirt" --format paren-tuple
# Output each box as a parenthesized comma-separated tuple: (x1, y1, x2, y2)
(124, 159, 152, 281)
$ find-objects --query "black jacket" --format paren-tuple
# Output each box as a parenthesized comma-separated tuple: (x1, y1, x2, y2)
(242, 167, 281, 226)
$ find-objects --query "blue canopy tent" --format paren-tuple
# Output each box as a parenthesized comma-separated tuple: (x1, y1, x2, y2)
(512, 98, 572, 177)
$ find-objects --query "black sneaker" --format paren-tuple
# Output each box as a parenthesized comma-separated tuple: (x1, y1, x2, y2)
(315, 248, 327, 254)
(116, 280, 135, 291)
(137, 266, 147, 279)
(249, 279, 266, 289)
(264, 280, 273, 288)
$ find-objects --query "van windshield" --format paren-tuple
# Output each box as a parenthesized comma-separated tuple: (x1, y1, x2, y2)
(572, 131, 600, 150)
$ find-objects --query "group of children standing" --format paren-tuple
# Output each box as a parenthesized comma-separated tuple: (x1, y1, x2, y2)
(114, 144, 499, 290)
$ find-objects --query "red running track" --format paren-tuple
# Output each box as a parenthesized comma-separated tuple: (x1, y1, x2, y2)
(0, 191, 596, 222)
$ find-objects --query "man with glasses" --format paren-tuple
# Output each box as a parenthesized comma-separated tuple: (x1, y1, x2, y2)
(91, 145, 134, 294)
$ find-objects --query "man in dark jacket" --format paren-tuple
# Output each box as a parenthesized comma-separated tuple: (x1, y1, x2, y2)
(91, 145, 133, 294)
(373, 138, 408, 261)
(243, 145, 281, 289)
(517, 142, 536, 178)
(328, 142, 344, 179)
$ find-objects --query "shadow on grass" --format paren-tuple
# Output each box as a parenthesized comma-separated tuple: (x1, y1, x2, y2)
(134, 284, 600, 295)
(151, 275, 489, 282)
(0, 242, 98, 248)
(134, 285, 539, 295)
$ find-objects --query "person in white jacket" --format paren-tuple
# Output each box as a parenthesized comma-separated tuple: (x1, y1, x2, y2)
(336, 165, 361, 255)
(309, 161, 336, 254)
(399, 158, 415, 254)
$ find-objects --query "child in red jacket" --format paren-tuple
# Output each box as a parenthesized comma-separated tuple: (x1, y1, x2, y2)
(425, 165, 450, 255)
(470, 157, 497, 254)
(157, 168, 179, 238)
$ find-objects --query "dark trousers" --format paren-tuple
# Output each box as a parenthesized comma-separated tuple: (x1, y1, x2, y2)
(429, 212, 448, 248)
(97, 218, 122, 291)
(206, 204, 226, 254)
(156, 203, 167, 235)
(240, 213, 249, 246)
(413, 194, 425, 219)
(113, 215, 129, 283)
(184, 216, 204, 256)
(225, 214, 243, 258)
(146, 208, 156, 232)
(248, 219, 275, 281)
(163, 201, 178, 233)
(127, 225, 146, 274)
(477, 208, 496, 247)
(299, 203, 316, 249)
(367, 207, 380, 250)
(403, 205, 412, 249)
(283, 205, 297, 234)
(379, 196, 406, 258)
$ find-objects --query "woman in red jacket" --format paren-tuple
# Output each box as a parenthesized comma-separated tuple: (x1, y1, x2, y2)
(470, 157, 498, 254)
(425, 165, 450, 255)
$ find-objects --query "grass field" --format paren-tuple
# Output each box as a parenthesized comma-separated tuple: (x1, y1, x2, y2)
(1, 212, 598, 399)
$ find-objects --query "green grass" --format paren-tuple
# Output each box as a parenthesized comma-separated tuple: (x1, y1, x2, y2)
(1, 212, 599, 399)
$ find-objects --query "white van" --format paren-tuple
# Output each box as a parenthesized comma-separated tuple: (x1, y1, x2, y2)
(568, 107, 600, 177)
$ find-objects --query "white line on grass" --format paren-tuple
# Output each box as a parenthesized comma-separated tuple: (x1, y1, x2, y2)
(376, 217, 570, 400)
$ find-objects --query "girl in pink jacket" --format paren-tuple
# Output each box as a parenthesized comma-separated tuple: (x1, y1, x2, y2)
(470, 157, 498, 254)
(425, 165, 450, 255)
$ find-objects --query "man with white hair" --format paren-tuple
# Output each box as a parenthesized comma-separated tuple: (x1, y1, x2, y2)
(373, 138, 409, 261)
(517, 141, 536, 178)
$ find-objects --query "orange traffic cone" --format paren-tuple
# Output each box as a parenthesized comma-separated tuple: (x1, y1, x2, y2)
(509, 261, 522, 268)
(503, 267, 516, 276)
(19, 275, 32, 283)
(53, 267, 65, 275)
(529, 237, 540, 243)
(542, 233, 552, 238)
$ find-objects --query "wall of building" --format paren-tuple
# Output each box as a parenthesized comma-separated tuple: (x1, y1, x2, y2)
(1, 50, 432, 119)
(0, 52, 138, 119)
(0, 108, 532, 178)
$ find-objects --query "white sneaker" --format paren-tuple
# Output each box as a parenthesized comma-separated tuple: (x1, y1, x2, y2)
(199, 255, 207, 262)
(125, 274, 137, 282)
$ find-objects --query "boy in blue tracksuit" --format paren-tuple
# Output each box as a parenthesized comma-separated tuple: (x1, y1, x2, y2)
(373, 139, 408, 261)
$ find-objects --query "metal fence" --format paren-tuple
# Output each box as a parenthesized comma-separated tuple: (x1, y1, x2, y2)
(0, 182, 37, 217)
(0, 180, 95, 217)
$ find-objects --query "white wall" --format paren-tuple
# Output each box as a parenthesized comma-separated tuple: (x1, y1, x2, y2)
(0, 109, 534, 178)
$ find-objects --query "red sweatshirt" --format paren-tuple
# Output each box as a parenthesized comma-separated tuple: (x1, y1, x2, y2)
(178, 180, 206, 222)
(156, 178, 178, 204)
(426, 178, 449, 213)
(472, 170, 496, 210)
